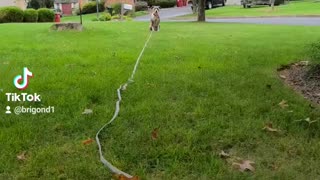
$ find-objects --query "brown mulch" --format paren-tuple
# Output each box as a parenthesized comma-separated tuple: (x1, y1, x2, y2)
(278, 61, 320, 105)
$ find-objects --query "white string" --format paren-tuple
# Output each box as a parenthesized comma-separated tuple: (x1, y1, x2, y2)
(95, 31, 153, 178)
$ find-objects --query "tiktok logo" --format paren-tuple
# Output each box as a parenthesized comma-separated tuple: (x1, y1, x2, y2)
(13, 67, 33, 90)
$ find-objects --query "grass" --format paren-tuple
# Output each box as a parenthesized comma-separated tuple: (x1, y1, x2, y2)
(1, 22, 320, 179)
(61, 11, 148, 22)
(177, 0, 320, 18)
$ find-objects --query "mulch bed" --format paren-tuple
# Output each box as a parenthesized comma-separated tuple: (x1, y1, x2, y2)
(278, 61, 320, 105)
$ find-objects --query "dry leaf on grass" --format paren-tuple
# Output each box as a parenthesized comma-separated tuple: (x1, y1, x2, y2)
(295, 117, 318, 125)
(263, 122, 280, 132)
(232, 160, 255, 172)
(82, 138, 94, 145)
(113, 174, 140, 180)
(219, 150, 230, 158)
(82, 109, 93, 115)
(151, 128, 159, 140)
(279, 75, 286, 79)
(17, 151, 26, 161)
(278, 100, 289, 108)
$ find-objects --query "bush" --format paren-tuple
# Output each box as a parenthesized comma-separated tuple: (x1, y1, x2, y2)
(0, 6, 24, 23)
(135, 1, 148, 11)
(309, 41, 320, 63)
(23, 9, 38, 22)
(112, 3, 122, 15)
(153, 0, 176, 8)
(37, 8, 54, 22)
(82, 2, 105, 14)
(99, 13, 112, 21)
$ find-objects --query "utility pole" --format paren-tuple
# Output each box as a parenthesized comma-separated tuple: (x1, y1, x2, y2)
(96, 0, 100, 19)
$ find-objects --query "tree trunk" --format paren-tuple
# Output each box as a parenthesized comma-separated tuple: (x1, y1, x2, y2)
(197, 0, 205, 21)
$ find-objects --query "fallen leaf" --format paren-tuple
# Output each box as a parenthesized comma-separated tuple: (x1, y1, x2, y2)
(82, 109, 93, 115)
(82, 138, 94, 145)
(279, 75, 286, 79)
(113, 174, 140, 180)
(278, 100, 289, 108)
(263, 122, 280, 132)
(17, 151, 26, 161)
(232, 160, 255, 172)
(295, 117, 318, 125)
(219, 150, 230, 158)
(151, 128, 159, 140)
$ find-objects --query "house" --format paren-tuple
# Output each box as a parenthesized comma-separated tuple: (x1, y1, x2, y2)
(226, 0, 241, 5)
(0, 0, 27, 10)
(54, 0, 88, 15)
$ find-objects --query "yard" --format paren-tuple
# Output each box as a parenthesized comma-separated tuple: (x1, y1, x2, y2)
(177, 0, 320, 19)
(1, 22, 320, 179)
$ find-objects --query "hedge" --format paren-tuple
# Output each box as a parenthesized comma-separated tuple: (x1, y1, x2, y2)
(0, 6, 24, 23)
(135, 1, 148, 11)
(145, 0, 175, 8)
(37, 8, 54, 22)
(24, 8, 38, 22)
(82, 2, 105, 14)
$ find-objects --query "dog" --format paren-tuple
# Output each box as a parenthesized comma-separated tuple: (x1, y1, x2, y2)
(149, 6, 160, 31)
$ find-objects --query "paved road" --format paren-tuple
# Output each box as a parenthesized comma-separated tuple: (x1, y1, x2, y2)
(135, 6, 193, 21)
(135, 6, 320, 26)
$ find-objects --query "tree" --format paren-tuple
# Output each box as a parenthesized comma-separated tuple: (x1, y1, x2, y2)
(27, 0, 53, 9)
(197, 0, 205, 21)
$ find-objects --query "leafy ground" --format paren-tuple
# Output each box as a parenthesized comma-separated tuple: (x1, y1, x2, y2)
(176, 0, 320, 18)
(1, 22, 320, 179)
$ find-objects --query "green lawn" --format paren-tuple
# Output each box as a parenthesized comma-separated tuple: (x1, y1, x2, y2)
(178, 0, 320, 18)
(1, 22, 320, 179)
(61, 11, 148, 22)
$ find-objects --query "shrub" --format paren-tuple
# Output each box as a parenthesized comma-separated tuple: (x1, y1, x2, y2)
(37, 8, 54, 22)
(23, 9, 38, 22)
(82, 2, 105, 14)
(0, 6, 24, 23)
(112, 3, 122, 15)
(99, 13, 112, 21)
(153, 0, 176, 8)
(309, 41, 320, 63)
(135, 1, 148, 11)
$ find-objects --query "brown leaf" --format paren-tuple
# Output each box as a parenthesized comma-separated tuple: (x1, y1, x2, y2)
(151, 128, 159, 140)
(279, 75, 286, 79)
(219, 150, 230, 158)
(278, 100, 289, 108)
(82, 138, 94, 145)
(17, 151, 26, 161)
(232, 160, 255, 172)
(263, 122, 280, 132)
(113, 174, 140, 180)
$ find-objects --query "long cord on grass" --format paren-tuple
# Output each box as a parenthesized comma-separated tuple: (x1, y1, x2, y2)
(95, 31, 153, 178)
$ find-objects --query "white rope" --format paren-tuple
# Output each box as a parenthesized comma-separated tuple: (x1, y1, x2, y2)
(95, 31, 153, 178)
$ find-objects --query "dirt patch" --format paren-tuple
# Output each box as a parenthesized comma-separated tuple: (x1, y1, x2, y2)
(278, 61, 320, 104)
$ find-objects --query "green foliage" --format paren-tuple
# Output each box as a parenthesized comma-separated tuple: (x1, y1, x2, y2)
(145, 0, 175, 8)
(23, 9, 38, 22)
(82, 2, 105, 14)
(309, 41, 320, 63)
(98, 13, 112, 21)
(37, 8, 54, 22)
(153, 0, 176, 8)
(0, 6, 24, 23)
(135, 1, 148, 12)
(112, 3, 122, 15)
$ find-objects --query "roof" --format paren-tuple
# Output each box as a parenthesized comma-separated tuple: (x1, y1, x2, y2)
(55, 0, 78, 3)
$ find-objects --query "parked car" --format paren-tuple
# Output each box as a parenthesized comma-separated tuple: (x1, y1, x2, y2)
(190, 0, 226, 10)
(241, 0, 283, 8)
